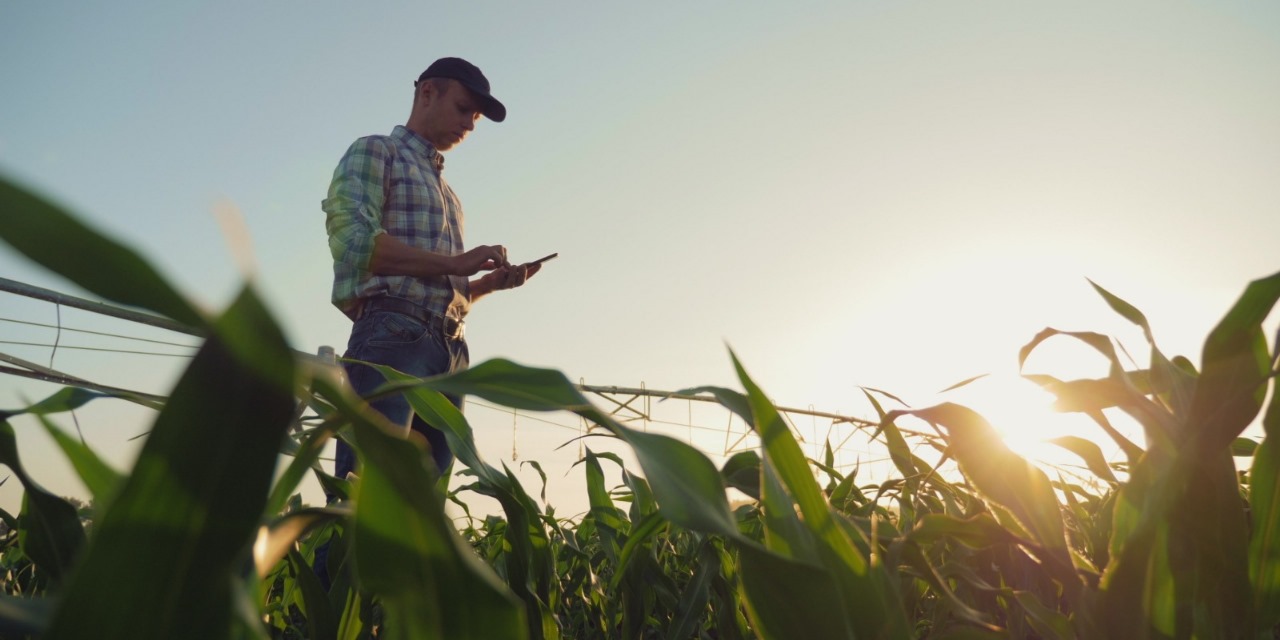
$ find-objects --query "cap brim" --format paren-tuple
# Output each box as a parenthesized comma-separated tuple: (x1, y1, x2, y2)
(456, 80, 505, 122)
(479, 95, 506, 123)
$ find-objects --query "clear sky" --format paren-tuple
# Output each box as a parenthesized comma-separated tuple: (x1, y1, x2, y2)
(2, 1, 1278, 516)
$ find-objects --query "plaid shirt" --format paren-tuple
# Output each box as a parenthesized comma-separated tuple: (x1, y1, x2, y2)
(323, 125, 470, 320)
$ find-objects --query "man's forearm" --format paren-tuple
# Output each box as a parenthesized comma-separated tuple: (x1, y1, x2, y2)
(369, 233, 457, 278)
(468, 276, 496, 303)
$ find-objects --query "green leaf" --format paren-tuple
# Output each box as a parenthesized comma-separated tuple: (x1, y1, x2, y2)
(583, 447, 625, 563)
(384, 357, 745, 538)
(408, 358, 592, 412)
(908, 513, 1024, 550)
(253, 506, 348, 579)
(1088, 279, 1155, 342)
(0, 420, 85, 583)
(1096, 517, 1176, 638)
(862, 388, 922, 480)
(1020, 329, 1177, 449)
(732, 351, 911, 640)
(36, 414, 123, 504)
(1233, 437, 1260, 457)
(1088, 280, 1198, 419)
(1047, 435, 1119, 484)
(289, 548, 339, 640)
(348, 403, 528, 640)
(1251, 366, 1280, 632)
(1186, 270, 1280, 451)
(624, 429, 741, 535)
(610, 511, 667, 592)
(891, 403, 1079, 595)
(359, 366, 561, 639)
(1038, 377, 1147, 467)
(264, 423, 336, 517)
(721, 450, 761, 500)
(734, 542, 858, 640)
(0, 387, 104, 421)
(665, 541, 720, 640)
(621, 466, 657, 520)
(896, 541, 1000, 631)
(1011, 590, 1073, 640)
(0, 174, 203, 328)
(45, 287, 296, 640)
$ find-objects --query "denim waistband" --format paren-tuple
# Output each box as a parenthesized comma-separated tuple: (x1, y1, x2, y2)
(356, 297, 465, 341)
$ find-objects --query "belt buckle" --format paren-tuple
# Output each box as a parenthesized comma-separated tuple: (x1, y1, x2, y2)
(447, 318, 465, 340)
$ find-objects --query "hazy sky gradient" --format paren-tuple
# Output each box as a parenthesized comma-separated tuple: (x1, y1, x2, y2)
(2, 2, 1277, 514)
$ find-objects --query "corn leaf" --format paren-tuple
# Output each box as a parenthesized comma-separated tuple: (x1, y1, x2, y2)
(0, 387, 104, 421)
(253, 507, 347, 579)
(891, 403, 1080, 600)
(347, 401, 528, 640)
(36, 414, 123, 505)
(0, 175, 203, 329)
(423, 359, 742, 537)
(1047, 435, 1118, 485)
(1186, 270, 1280, 451)
(0, 420, 85, 584)
(46, 287, 295, 640)
(908, 513, 1025, 550)
(1234, 437, 1260, 457)
(733, 351, 912, 639)
(1250, 362, 1280, 632)
(288, 548, 339, 640)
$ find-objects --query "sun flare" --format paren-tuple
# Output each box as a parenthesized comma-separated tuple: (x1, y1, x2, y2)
(946, 374, 1094, 469)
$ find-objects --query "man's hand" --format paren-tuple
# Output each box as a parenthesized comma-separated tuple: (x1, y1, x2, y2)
(451, 245, 510, 276)
(369, 235, 510, 278)
(469, 260, 543, 302)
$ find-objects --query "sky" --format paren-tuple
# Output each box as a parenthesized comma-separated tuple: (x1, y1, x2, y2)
(2, 1, 1278, 517)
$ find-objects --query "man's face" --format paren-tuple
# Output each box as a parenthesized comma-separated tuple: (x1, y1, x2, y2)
(421, 80, 484, 152)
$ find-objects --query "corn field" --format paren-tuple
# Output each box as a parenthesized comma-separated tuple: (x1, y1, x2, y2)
(1, 173, 1279, 639)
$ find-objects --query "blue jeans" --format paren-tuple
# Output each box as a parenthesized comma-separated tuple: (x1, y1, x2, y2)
(334, 306, 469, 483)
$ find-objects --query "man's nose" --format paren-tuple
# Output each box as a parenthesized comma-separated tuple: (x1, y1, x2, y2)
(462, 118, 475, 132)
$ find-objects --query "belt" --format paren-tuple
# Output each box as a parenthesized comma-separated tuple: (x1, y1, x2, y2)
(356, 297, 465, 341)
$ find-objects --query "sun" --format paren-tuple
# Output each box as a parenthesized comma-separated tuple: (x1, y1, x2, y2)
(943, 373, 1097, 469)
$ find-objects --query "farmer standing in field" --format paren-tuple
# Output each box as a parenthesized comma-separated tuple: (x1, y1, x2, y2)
(322, 57, 540, 481)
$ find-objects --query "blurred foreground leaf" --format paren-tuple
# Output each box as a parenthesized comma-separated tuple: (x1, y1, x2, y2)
(0, 175, 203, 328)
(46, 288, 295, 640)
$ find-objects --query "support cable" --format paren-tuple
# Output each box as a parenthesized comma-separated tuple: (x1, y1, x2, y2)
(0, 316, 200, 348)
(0, 362, 165, 407)
(49, 304, 62, 369)
(0, 341, 196, 358)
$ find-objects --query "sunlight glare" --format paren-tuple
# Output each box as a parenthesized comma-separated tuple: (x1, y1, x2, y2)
(947, 373, 1083, 468)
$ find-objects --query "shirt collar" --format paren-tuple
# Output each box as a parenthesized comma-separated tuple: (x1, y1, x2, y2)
(392, 125, 445, 172)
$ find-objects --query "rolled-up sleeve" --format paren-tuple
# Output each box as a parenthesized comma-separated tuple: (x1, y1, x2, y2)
(323, 137, 389, 271)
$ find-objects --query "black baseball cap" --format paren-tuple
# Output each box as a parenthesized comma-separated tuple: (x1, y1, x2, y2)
(416, 57, 507, 123)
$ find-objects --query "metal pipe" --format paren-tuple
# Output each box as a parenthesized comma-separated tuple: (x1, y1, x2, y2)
(0, 276, 201, 337)
(578, 384, 881, 430)
(0, 276, 334, 365)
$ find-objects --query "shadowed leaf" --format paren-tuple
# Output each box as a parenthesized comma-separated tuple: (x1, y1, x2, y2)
(1250, 362, 1280, 632)
(46, 287, 295, 640)
(0, 421, 85, 583)
(0, 175, 203, 328)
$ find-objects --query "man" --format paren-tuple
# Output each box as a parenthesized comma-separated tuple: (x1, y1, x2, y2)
(323, 57, 539, 481)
